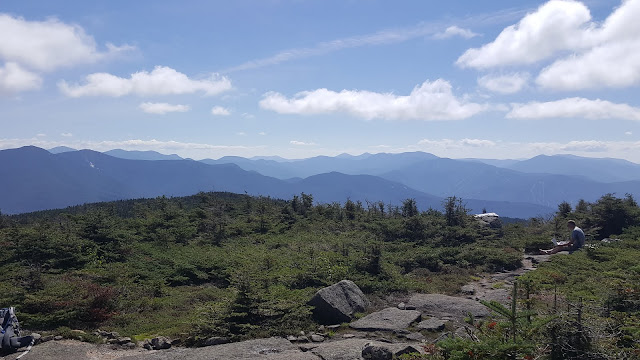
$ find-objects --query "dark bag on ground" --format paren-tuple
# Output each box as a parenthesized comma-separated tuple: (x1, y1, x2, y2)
(0, 307, 33, 353)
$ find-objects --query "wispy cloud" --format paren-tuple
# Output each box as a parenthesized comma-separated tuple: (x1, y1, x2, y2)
(223, 8, 526, 73)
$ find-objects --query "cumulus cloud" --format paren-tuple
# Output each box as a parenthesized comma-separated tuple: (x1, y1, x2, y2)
(478, 73, 529, 94)
(211, 106, 231, 116)
(139, 102, 190, 115)
(260, 79, 489, 121)
(59, 66, 232, 97)
(507, 97, 640, 121)
(0, 13, 132, 72)
(457, 0, 640, 90)
(457, 0, 592, 68)
(290, 140, 316, 146)
(434, 26, 479, 39)
(536, 0, 640, 90)
(537, 38, 640, 90)
(0, 62, 42, 94)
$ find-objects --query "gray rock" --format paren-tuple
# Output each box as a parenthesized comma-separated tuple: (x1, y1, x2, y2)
(460, 285, 475, 295)
(308, 280, 369, 324)
(156, 337, 314, 360)
(350, 307, 421, 332)
(342, 334, 355, 339)
(150, 336, 172, 350)
(417, 317, 446, 332)
(311, 339, 422, 360)
(296, 336, 310, 343)
(310, 334, 325, 343)
(31, 332, 42, 344)
(311, 339, 380, 360)
(326, 325, 341, 330)
(286, 335, 297, 342)
(405, 332, 425, 341)
(204, 337, 230, 346)
(54, 336, 63, 341)
(41, 335, 54, 343)
(407, 294, 490, 321)
(479, 288, 511, 305)
(393, 345, 423, 357)
(118, 337, 132, 345)
(299, 343, 320, 352)
(362, 344, 392, 360)
(455, 326, 473, 339)
(124, 342, 136, 349)
(397, 302, 406, 310)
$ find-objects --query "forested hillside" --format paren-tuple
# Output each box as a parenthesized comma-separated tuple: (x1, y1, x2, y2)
(0, 192, 638, 358)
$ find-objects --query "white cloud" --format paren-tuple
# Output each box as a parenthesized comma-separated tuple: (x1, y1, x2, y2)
(418, 138, 496, 148)
(260, 79, 489, 121)
(434, 26, 479, 39)
(59, 66, 232, 97)
(536, 0, 640, 90)
(0, 62, 42, 94)
(536, 38, 640, 90)
(409, 138, 640, 161)
(507, 97, 640, 121)
(0, 13, 132, 72)
(478, 73, 529, 94)
(236, 132, 246, 136)
(61, 133, 73, 137)
(560, 140, 609, 152)
(211, 106, 231, 116)
(258, 132, 267, 136)
(36, 133, 46, 137)
(626, 131, 633, 135)
(457, 0, 640, 90)
(139, 102, 190, 115)
(457, 0, 592, 69)
(290, 140, 316, 146)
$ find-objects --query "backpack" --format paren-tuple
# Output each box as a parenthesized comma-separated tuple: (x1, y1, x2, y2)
(0, 307, 33, 354)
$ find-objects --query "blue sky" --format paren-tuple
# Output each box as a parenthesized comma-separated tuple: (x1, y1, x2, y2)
(1, 0, 639, 161)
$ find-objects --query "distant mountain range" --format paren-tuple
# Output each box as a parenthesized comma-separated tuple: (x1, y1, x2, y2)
(1, 146, 639, 218)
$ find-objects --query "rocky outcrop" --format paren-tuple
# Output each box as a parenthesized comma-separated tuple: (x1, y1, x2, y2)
(361, 344, 392, 360)
(142, 336, 172, 350)
(349, 307, 421, 332)
(308, 280, 369, 324)
(406, 294, 490, 321)
(417, 317, 446, 332)
(473, 213, 501, 228)
(310, 339, 422, 360)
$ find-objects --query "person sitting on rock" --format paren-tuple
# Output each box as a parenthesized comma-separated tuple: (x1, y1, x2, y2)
(540, 220, 585, 255)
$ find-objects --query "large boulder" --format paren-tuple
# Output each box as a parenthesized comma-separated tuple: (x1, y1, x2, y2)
(406, 294, 490, 321)
(349, 308, 421, 332)
(308, 280, 369, 324)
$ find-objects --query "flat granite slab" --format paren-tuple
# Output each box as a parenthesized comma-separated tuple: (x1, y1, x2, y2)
(406, 294, 490, 321)
(349, 307, 421, 332)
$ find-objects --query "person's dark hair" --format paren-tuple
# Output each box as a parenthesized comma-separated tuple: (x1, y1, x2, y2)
(567, 220, 576, 226)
